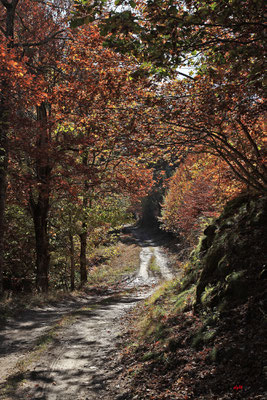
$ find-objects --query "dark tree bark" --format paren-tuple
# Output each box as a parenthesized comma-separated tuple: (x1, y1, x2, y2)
(79, 228, 87, 284)
(29, 103, 52, 292)
(4, 0, 19, 39)
(0, 99, 8, 296)
(79, 151, 89, 285)
(30, 195, 50, 292)
(0, 0, 20, 296)
(69, 230, 75, 291)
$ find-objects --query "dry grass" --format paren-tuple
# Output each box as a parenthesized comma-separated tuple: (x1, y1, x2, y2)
(86, 242, 140, 288)
(0, 291, 79, 326)
(0, 238, 141, 324)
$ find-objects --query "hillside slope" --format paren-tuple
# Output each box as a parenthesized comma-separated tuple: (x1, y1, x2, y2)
(117, 194, 267, 400)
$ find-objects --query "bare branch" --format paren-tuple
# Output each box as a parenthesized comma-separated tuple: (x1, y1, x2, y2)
(13, 29, 66, 48)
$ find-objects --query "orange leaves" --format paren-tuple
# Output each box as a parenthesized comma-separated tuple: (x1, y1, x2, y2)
(47, 23, 154, 203)
(161, 154, 242, 242)
(0, 39, 49, 111)
(0, 43, 24, 78)
(112, 159, 154, 202)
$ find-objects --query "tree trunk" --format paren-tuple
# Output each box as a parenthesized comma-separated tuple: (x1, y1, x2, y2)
(0, 103, 8, 297)
(79, 151, 89, 285)
(0, 0, 19, 296)
(79, 227, 87, 284)
(69, 231, 75, 291)
(31, 200, 50, 292)
(29, 103, 51, 292)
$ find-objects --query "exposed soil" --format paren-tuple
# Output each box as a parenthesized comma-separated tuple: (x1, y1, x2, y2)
(0, 227, 174, 400)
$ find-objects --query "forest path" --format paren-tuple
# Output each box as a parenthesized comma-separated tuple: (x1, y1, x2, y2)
(0, 227, 174, 400)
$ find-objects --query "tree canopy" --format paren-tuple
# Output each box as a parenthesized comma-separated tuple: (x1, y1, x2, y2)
(0, 0, 265, 294)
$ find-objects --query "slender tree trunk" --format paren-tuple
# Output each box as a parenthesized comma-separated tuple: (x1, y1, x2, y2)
(79, 227, 87, 284)
(79, 151, 89, 285)
(69, 231, 75, 291)
(31, 199, 50, 292)
(0, 103, 8, 296)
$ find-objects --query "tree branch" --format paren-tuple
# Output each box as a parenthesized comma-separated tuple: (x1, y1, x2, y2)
(0, 0, 12, 9)
(13, 29, 66, 48)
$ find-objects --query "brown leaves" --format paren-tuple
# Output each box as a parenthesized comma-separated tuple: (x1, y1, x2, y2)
(160, 154, 242, 243)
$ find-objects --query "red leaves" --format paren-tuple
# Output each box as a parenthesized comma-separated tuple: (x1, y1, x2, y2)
(161, 154, 243, 242)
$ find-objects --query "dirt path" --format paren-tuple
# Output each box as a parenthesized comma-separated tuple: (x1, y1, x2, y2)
(0, 228, 174, 400)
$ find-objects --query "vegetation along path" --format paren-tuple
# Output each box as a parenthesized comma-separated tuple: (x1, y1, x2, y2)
(0, 228, 174, 400)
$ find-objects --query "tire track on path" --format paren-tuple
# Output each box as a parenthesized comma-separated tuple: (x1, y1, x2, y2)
(1, 228, 174, 400)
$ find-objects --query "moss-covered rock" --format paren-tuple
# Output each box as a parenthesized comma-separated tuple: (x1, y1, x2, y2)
(193, 194, 267, 309)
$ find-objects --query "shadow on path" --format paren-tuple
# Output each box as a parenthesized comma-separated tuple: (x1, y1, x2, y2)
(0, 226, 176, 400)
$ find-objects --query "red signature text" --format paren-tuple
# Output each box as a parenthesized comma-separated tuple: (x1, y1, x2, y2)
(233, 385, 243, 391)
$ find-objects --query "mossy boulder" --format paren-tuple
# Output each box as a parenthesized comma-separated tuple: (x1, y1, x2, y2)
(194, 194, 267, 310)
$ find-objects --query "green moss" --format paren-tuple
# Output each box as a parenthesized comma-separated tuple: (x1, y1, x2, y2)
(217, 255, 229, 276)
(209, 346, 219, 362)
(191, 326, 217, 349)
(200, 284, 216, 305)
(191, 331, 204, 349)
(149, 254, 161, 274)
(142, 351, 160, 361)
(180, 246, 204, 290)
(145, 279, 176, 306)
(225, 270, 245, 283)
(202, 329, 216, 342)
(203, 310, 221, 327)
(224, 270, 249, 300)
(138, 279, 195, 344)
(195, 195, 267, 309)
(174, 286, 196, 312)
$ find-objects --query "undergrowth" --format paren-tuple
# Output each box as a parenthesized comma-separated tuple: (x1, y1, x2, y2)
(131, 274, 196, 347)
(85, 242, 140, 289)
(118, 195, 266, 400)
(0, 240, 140, 325)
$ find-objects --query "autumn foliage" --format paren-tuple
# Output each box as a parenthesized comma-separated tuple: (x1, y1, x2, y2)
(161, 154, 243, 241)
(0, 0, 266, 294)
(0, 1, 154, 293)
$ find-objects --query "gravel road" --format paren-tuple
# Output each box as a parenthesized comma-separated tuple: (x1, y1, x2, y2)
(0, 228, 174, 400)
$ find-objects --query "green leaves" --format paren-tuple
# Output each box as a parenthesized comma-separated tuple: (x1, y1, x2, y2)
(114, 0, 136, 7)
(70, 0, 108, 28)
(210, 2, 217, 11)
(70, 17, 89, 28)
(129, 0, 136, 8)
(100, 10, 140, 36)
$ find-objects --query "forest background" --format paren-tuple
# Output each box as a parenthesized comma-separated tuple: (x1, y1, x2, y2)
(0, 0, 265, 295)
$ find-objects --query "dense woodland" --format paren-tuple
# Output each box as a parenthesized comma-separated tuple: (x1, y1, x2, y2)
(0, 1, 266, 399)
(0, 0, 265, 294)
